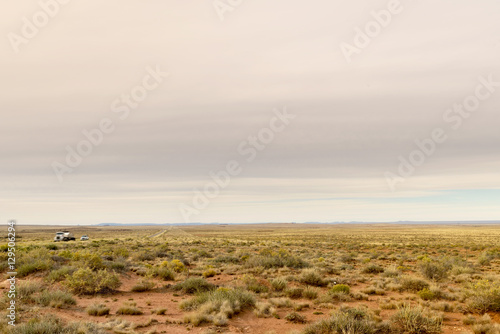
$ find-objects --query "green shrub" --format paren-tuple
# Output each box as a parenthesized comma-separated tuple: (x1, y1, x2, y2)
(362, 264, 384, 274)
(149, 266, 175, 281)
(11, 315, 107, 334)
(173, 277, 215, 294)
(65, 268, 121, 295)
(299, 269, 327, 287)
(465, 279, 500, 313)
(181, 288, 255, 326)
(271, 278, 288, 291)
(243, 276, 269, 294)
(131, 279, 155, 292)
(11, 316, 64, 334)
(286, 287, 304, 299)
(202, 268, 217, 278)
(285, 311, 307, 324)
(245, 253, 309, 269)
(399, 277, 429, 292)
(419, 257, 451, 281)
(34, 290, 76, 308)
(330, 284, 350, 294)
(16, 281, 44, 303)
(17, 249, 53, 278)
(418, 288, 437, 301)
(180, 287, 255, 312)
(254, 302, 277, 318)
(303, 286, 319, 300)
(117, 302, 143, 315)
(86, 303, 110, 316)
(72, 252, 104, 270)
(392, 304, 442, 334)
(302, 307, 381, 334)
(47, 266, 76, 282)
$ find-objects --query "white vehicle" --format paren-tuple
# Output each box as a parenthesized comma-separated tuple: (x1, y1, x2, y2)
(80, 235, 89, 241)
(54, 231, 76, 242)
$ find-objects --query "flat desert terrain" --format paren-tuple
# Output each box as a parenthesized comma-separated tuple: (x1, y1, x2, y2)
(2, 223, 500, 334)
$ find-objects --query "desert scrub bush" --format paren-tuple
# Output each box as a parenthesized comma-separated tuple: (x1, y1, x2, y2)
(245, 250, 309, 269)
(398, 276, 430, 292)
(72, 251, 105, 270)
(477, 252, 494, 266)
(419, 256, 451, 281)
(65, 268, 121, 295)
(164, 259, 186, 273)
(285, 311, 307, 324)
(362, 264, 385, 274)
(149, 265, 175, 281)
(254, 301, 277, 318)
(286, 287, 304, 299)
(153, 308, 167, 315)
(303, 286, 319, 300)
(116, 302, 143, 315)
(418, 288, 437, 301)
(104, 257, 128, 272)
(213, 255, 240, 264)
(330, 284, 350, 294)
(134, 250, 156, 261)
(17, 249, 53, 277)
(361, 286, 386, 296)
(299, 269, 327, 287)
(382, 266, 400, 278)
(470, 314, 500, 334)
(173, 277, 215, 294)
(202, 268, 217, 278)
(181, 287, 255, 326)
(47, 266, 76, 282)
(34, 290, 76, 308)
(302, 307, 383, 334)
(465, 279, 500, 313)
(11, 315, 107, 334)
(243, 275, 269, 294)
(270, 277, 288, 292)
(16, 281, 44, 303)
(131, 279, 155, 292)
(86, 303, 110, 316)
(391, 304, 442, 334)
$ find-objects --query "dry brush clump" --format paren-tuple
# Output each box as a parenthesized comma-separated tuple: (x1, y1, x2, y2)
(117, 302, 143, 315)
(391, 304, 443, 334)
(11, 315, 107, 334)
(173, 277, 215, 294)
(65, 267, 121, 295)
(131, 279, 155, 292)
(181, 287, 255, 326)
(86, 303, 110, 316)
(302, 307, 389, 334)
(465, 279, 500, 313)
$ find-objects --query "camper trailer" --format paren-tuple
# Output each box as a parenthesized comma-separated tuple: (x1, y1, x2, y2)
(54, 231, 76, 242)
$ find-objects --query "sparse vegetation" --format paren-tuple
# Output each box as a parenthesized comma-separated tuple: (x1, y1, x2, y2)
(86, 303, 110, 316)
(392, 304, 443, 334)
(65, 268, 121, 295)
(11, 224, 500, 333)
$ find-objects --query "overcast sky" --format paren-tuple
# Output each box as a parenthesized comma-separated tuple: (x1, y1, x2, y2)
(1, 0, 499, 225)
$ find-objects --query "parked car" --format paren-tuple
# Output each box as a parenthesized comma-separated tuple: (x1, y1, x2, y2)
(80, 235, 89, 241)
(54, 231, 76, 242)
